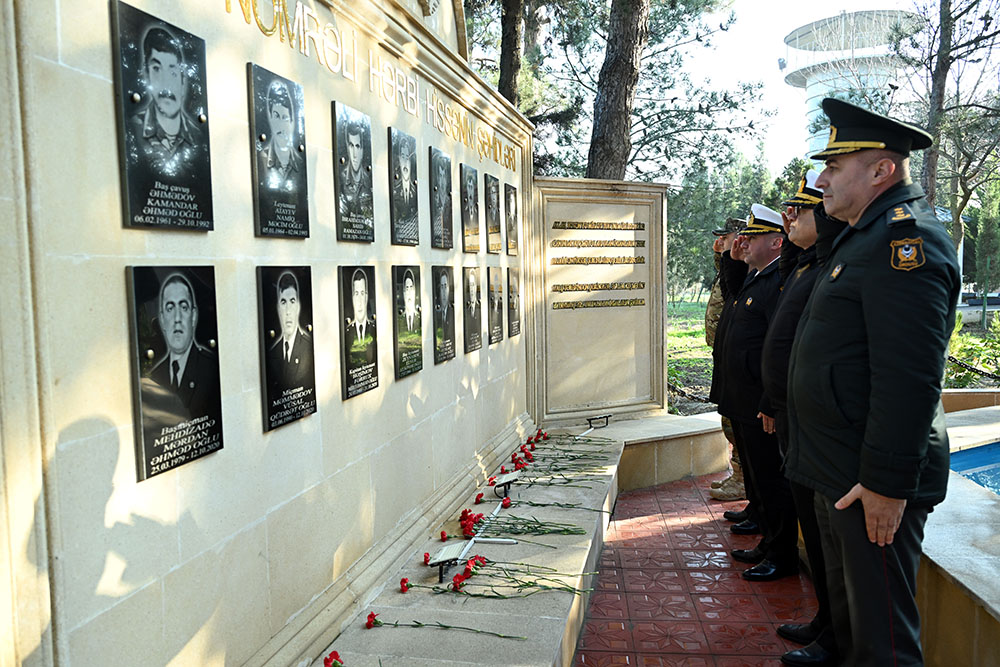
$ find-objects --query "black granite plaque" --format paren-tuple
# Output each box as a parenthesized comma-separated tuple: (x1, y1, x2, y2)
(432, 266, 456, 364)
(463, 266, 482, 353)
(508, 267, 521, 337)
(460, 163, 480, 253)
(248, 65, 308, 238)
(127, 266, 223, 481)
(392, 266, 423, 378)
(505, 183, 519, 256)
(389, 128, 419, 246)
(113, 2, 213, 230)
(257, 266, 316, 431)
(429, 147, 453, 249)
(488, 266, 504, 345)
(339, 265, 378, 398)
(485, 174, 501, 254)
(334, 103, 374, 242)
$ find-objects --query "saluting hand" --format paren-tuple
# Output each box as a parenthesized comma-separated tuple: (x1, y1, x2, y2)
(835, 483, 907, 546)
(781, 206, 797, 235)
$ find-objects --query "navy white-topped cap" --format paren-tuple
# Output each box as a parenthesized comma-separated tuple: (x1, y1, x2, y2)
(782, 170, 823, 207)
(740, 204, 783, 235)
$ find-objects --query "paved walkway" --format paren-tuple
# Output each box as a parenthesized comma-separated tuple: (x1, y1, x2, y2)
(573, 471, 817, 666)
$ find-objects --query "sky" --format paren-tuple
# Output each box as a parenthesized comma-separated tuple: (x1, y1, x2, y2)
(691, 0, 918, 175)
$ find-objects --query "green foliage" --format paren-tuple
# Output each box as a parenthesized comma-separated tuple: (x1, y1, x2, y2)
(976, 179, 1000, 294)
(765, 157, 813, 210)
(946, 312, 1000, 388)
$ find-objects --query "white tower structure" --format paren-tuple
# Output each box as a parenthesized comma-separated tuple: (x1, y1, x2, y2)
(781, 10, 923, 157)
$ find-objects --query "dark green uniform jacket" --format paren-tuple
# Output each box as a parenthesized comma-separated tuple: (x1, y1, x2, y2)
(785, 182, 960, 507)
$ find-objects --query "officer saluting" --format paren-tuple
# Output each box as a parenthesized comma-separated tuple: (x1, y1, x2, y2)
(786, 98, 960, 666)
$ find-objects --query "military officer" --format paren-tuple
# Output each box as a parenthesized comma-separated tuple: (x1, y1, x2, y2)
(714, 205, 798, 581)
(761, 172, 844, 666)
(786, 98, 960, 666)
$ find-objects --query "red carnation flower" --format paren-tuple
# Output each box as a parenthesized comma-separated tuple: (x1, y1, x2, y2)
(451, 573, 466, 590)
(475, 492, 484, 504)
(530, 442, 536, 450)
(488, 477, 496, 486)
(323, 649, 343, 667)
(501, 497, 511, 508)
(525, 452, 534, 462)
(440, 530, 448, 541)
(423, 552, 430, 565)
(526, 436, 534, 444)
(400, 577, 409, 593)
(543, 432, 549, 440)
(500, 465, 507, 473)
(536, 428, 542, 437)
(365, 612, 380, 629)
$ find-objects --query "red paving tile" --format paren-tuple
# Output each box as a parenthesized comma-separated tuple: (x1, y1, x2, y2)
(575, 473, 819, 664)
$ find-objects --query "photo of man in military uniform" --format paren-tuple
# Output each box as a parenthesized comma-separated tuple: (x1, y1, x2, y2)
(389, 128, 419, 246)
(339, 266, 379, 398)
(487, 266, 503, 344)
(505, 183, 518, 256)
(485, 173, 501, 254)
(460, 164, 480, 253)
(432, 266, 456, 364)
(114, 2, 213, 230)
(334, 103, 374, 242)
(463, 266, 482, 352)
(249, 65, 308, 237)
(430, 147, 453, 249)
(507, 267, 521, 337)
(392, 266, 423, 378)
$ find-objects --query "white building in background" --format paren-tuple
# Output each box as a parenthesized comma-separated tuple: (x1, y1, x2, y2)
(780, 9, 923, 157)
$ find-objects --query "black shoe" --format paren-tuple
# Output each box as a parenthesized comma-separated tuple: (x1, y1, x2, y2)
(776, 622, 820, 645)
(723, 508, 749, 522)
(781, 641, 837, 666)
(741, 559, 797, 582)
(730, 546, 765, 564)
(730, 519, 760, 535)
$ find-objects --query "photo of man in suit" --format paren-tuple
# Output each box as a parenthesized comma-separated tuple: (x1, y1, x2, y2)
(507, 267, 521, 337)
(392, 266, 422, 378)
(345, 268, 376, 365)
(433, 266, 456, 363)
(147, 272, 219, 418)
(488, 266, 503, 344)
(463, 266, 482, 352)
(266, 270, 313, 393)
(505, 183, 518, 255)
(461, 164, 479, 253)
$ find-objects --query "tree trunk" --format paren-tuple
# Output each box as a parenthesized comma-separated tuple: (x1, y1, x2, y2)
(585, 0, 650, 180)
(923, 0, 953, 208)
(498, 0, 523, 105)
(522, 0, 543, 75)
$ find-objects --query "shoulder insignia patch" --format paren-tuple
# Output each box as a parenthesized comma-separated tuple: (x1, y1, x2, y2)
(890, 237, 925, 271)
(887, 203, 916, 226)
(830, 263, 844, 281)
(745, 296, 753, 306)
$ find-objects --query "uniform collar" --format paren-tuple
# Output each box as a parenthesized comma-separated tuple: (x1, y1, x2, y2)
(829, 181, 924, 253)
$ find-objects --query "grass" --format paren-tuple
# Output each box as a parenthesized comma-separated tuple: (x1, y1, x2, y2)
(667, 300, 714, 413)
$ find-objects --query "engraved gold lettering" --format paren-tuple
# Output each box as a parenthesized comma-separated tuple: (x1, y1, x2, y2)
(552, 221, 645, 230)
(322, 23, 342, 73)
(550, 239, 645, 248)
(551, 256, 646, 265)
(552, 298, 646, 309)
(551, 282, 646, 292)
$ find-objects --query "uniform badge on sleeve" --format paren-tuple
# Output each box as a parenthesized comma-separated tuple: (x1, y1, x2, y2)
(890, 237, 925, 271)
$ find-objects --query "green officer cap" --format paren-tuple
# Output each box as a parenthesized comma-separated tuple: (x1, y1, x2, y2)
(810, 98, 932, 160)
(712, 217, 746, 236)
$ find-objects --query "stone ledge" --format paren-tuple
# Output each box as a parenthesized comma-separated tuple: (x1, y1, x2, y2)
(311, 434, 622, 667)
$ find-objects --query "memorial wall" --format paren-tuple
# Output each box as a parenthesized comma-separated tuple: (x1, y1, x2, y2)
(0, 0, 534, 664)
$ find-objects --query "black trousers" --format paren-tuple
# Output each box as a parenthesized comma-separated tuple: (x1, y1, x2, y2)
(789, 480, 838, 653)
(726, 414, 760, 524)
(814, 493, 928, 666)
(732, 417, 797, 566)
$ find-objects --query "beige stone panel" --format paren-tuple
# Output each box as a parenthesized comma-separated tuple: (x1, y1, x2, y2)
(67, 580, 167, 667)
(266, 458, 373, 631)
(921, 565, 975, 667)
(371, 423, 434, 541)
(689, 431, 730, 476)
(39, 255, 136, 439)
(974, 605, 1000, 667)
(58, 0, 116, 77)
(12, 1, 58, 64)
(163, 522, 270, 667)
(618, 443, 656, 492)
(430, 392, 476, 490)
(52, 423, 179, 632)
(26, 60, 143, 258)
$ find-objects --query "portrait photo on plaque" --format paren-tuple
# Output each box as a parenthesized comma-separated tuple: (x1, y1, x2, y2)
(505, 183, 519, 256)
(333, 102, 374, 242)
(392, 266, 423, 379)
(113, 1, 213, 230)
(429, 147, 453, 249)
(431, 265, 456, 364)
(127, 266, 223, 482)
(463, 266, 482, 353)
(339, 265, 379, 399)
(508, 267, 521, 337)
(248, 65, 308, 238)
(460, 163, 480, 254)
(485, 174, 502, 254)
(487, 266, 504, 345)
(389, 128, 419, 246)
(257, 266, 316, 431)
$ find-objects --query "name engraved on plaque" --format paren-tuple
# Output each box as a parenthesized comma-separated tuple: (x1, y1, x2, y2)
(552, 298, 646, 310)
(552, 221, 645, 231)
(550, 239, 645, 248)
(552, 256, 646, 265)
(552, 282, 646, 292)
